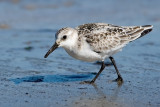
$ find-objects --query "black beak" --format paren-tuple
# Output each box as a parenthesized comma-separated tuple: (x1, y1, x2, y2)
(44, 42, 59, 58)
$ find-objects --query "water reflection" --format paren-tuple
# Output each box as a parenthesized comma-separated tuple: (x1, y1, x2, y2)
(92, 81, 123, 100)
(72, 81, 124, 107)
(10, 73, 96, 84)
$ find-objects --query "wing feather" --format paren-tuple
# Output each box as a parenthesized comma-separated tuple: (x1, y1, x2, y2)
(76, 23, 152, 53)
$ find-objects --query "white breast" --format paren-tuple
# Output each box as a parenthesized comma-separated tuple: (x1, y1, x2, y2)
(64, 43, 102, 62)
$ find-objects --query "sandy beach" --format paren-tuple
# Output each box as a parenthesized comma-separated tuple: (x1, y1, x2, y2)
(0, 0, 160, 107)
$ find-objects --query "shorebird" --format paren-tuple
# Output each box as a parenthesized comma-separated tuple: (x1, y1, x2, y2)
(44, 23, 153, 83)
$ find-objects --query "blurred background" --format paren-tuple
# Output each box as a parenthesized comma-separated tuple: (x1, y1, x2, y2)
(0, 0, 160, 107)
(0, 0, 160, 29)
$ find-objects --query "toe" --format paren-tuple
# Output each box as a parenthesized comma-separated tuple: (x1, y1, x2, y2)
(80, 81, 94, 84)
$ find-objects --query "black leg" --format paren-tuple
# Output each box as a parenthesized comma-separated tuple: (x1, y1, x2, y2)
(109, 57, 123, 82)
(90, 61, 105, 83)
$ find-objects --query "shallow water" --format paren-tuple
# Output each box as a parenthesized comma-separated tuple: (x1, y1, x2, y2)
(11, 73, 96, 84)
(0, 0, 160, 107)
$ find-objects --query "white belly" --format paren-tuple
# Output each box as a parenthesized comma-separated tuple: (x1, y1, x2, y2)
(63, 42, 125, 62)
(64, 48, 102, 62)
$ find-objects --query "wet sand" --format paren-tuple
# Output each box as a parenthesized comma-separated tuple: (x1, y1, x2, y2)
(0, 0, 160, 107)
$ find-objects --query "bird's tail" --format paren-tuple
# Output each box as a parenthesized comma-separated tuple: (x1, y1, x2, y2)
(127, 25, 153, 42)
(140, 25, 153, 37)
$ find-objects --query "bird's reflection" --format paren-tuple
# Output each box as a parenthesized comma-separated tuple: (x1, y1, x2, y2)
(91, 81, 123, 102)
(74, 81, 124, 107)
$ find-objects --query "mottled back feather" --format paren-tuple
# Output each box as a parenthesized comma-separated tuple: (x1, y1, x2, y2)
(76, 23, 153, 53)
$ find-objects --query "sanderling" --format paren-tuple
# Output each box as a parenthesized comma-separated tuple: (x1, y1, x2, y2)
(44, 23, 153, 84)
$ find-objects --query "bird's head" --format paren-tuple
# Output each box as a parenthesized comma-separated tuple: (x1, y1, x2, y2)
(44, 27, 78, 58)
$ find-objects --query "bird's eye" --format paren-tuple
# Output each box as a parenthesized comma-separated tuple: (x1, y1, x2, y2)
(62, 35, 67, 40)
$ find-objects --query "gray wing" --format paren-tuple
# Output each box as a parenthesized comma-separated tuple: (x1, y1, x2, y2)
(76, 23, 152, 53)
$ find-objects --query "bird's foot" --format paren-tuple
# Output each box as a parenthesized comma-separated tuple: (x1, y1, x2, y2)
(115, 77, 123, 82)
(112, 76, 123, 86)
(80, 80, 94, 84)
